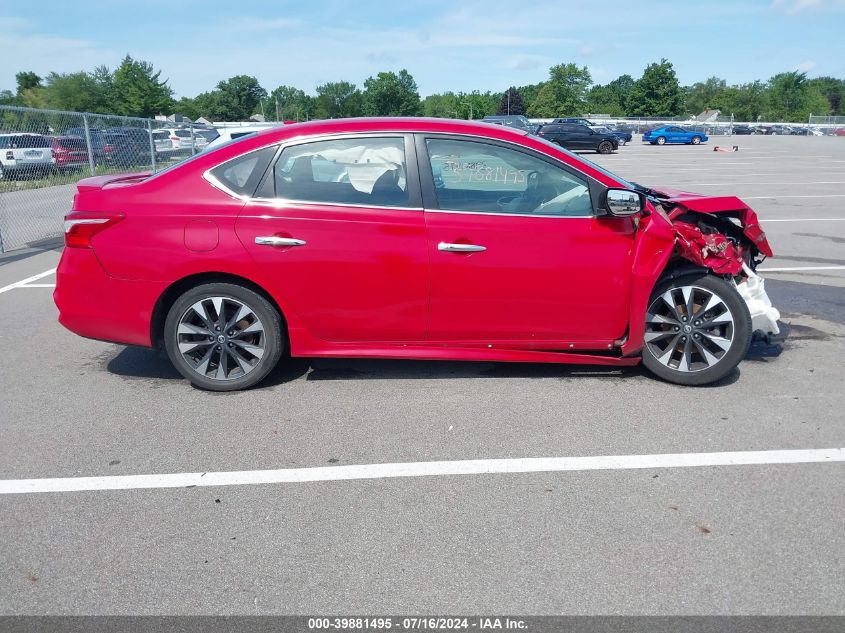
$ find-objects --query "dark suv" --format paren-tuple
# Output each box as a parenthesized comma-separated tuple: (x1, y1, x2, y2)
(537, 123, 619, 154)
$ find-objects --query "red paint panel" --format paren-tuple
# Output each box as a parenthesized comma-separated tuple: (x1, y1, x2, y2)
(184, 220, 219, 252)
(424, 211, 636, 342)
(236, 201, 429, 342)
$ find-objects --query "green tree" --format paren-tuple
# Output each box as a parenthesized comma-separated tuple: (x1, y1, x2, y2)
(43, 71, 111, 113)
(766, 71, 829, 120)
(496, 87, 526, 116)
(212, 75, 267, 121)
(422, 92, 461, 118)
(586, 75, 634, 116)
(266, 85, 314, 121)
(362, 70, 421, 116)
(457, 91, 497, 119)
(515, 83, 543, 114)
(315, 81, 362, 118)
(111, 55, 174, 117)
(684, 76, 727, 115)
(628, 59, 684, 117)
(807, 76, 845, 115)
(526, 63, 592, 118)
(16, 71, 42, 94)
(715, 82, 767, 122)
(172, 96, 201, 120)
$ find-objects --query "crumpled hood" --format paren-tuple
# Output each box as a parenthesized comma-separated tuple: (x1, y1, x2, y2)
(649, 186, 773, 258)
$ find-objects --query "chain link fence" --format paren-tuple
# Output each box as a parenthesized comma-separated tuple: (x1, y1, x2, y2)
(0, 104, 215, 253)
(809, 115, 845, 135)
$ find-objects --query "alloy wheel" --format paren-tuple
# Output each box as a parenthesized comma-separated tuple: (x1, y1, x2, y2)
(644, 285, 735, 373)
(176, 296, 266, 381)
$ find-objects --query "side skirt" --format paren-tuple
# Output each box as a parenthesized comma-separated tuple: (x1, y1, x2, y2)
(288, 329, 641, 367)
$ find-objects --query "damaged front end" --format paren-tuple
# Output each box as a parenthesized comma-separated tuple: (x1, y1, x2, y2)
(650, 188, 782, 339)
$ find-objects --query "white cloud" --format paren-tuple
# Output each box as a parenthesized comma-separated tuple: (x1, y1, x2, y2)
(771, 0, 822, 13)
(794, 60, 817, 71)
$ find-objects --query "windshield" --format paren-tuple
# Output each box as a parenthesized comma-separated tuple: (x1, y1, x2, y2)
(529, 134, 634, 189)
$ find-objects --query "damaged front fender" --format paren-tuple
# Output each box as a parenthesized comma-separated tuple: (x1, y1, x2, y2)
(621, 192, 780, 356)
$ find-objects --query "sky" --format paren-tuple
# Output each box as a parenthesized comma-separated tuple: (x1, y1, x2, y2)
(2, 0, 845, 98)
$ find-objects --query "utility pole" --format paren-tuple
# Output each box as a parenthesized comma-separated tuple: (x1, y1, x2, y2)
(507, 90, 510, 115)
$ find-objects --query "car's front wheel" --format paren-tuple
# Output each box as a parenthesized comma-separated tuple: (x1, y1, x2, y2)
(164, 282, 284, 391)
(691, 136, 702, 145)
(597, 141, 614, 154)
(655, 136, 666, 145)
(641, 274, 752, 386)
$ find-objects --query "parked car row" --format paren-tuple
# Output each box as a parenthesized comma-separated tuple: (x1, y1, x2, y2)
(0, 125, 222, 180)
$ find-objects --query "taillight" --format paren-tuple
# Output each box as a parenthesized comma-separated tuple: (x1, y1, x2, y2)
(103, 144, 114, 154)
(63, 212, 125, 248)
(170, 136, 180, 141)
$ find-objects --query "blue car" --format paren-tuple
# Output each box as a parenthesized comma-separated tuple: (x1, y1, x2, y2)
(643, 125, 708, 145)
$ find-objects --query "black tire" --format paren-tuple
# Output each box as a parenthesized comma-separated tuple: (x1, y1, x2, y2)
(691, 136, 702, 145)
(597, 141, 614, 154)
(641, 274, 752, 386)
(656, 136, 666, 145)
(164, 282, 284, 391)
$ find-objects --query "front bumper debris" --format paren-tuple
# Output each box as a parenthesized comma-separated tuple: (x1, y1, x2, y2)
(735, 264, 781, 336)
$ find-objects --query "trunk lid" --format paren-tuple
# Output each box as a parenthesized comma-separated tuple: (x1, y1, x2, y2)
(76, 172, 152, 192)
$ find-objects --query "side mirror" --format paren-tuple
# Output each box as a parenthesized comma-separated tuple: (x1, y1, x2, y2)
(605, 189, 643, 217)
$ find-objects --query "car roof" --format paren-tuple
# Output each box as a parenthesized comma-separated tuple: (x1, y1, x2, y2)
(247, 117, 531, 141)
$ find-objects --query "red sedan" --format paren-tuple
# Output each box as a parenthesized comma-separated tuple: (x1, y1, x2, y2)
(55, 118, 781, 390)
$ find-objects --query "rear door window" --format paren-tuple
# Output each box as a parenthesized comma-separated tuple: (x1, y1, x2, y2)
(270, 137, 411, 208)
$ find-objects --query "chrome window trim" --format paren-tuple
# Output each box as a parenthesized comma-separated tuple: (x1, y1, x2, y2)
(424, 208, 593, 219)
(201, 128, 622, 208)
(245, 196, 424, 213)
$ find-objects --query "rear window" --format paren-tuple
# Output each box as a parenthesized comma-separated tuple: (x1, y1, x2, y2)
(175, 131, 192, 138)
(0, 137, 9, 149)
(58, 138, 86, 149)
(14, 134, 52, 148)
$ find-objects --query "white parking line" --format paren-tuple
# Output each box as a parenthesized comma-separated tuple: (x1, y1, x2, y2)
(683, 181, 845, 186)
(759, 266, 845, 272)
(761, 218, 845, 222)
(0, 448, 841, 495)
(17, 283, 55, 288)
(0, 268, 56, 295)
(742, 194, 845, 199)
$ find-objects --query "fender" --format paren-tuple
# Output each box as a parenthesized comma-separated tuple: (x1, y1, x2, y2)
(620, 206, 676, 356)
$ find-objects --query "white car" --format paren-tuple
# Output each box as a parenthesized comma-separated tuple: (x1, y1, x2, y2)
(203, 125, 285, 151)
(151, 130, 175, 154)
(0, 133, 54, 179)
(158, 127, 208, 152)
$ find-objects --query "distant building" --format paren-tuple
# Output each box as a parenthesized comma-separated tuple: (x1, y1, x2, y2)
(697, 109, 721, 122)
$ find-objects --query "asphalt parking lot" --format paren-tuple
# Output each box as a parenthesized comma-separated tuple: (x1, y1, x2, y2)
(0, 135, 843, 615)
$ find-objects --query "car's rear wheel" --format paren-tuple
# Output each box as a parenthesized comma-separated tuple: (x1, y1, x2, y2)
(164, 282, 284, 391)
(691, 136, 702, 145)
(656, 136, 666, 145)
(597, 141, 614, 154)
(641, 274, 751, 386)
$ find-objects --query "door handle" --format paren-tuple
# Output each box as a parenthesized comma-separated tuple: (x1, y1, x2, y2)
(255, 236, 306, 247)
(438, 242, 486, 253)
